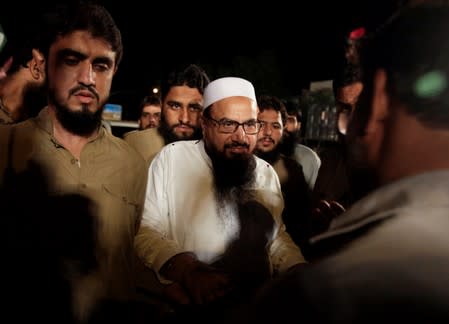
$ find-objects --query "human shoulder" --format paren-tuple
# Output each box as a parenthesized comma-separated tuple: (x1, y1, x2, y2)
(123, 127, 163, 145)
(254, 155, 280, 182)
(103, 131, 146, 166)
(155, 139, 202, 158)
(123, 128, 165, 163)
(0, 119, 38, 145)
(295, 144, 321, 163)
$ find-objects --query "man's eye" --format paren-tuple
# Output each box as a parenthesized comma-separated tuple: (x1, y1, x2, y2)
(189, 105, 202, 112)
(64, 58, 79, 66)
(222, 120, 235, 127)
(168, 103, 181, 110)
(93, 63, 109, 72)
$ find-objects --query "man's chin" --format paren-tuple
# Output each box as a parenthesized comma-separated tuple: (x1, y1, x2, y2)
(259, 144, 274, 151)
(173, 130, 193, 140)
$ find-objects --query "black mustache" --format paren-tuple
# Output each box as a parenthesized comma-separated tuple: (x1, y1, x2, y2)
(69, 85, 99, 101)
(171, 122, 194, 130)
(225, 143, 250, 149)
(258, 137, 274, 143)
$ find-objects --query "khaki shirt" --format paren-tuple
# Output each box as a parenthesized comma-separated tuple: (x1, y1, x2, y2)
(123, 128, 165, 166)
(0, 107, 148, 318)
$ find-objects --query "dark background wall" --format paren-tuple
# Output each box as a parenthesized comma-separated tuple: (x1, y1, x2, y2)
(0, 0, 403, 120)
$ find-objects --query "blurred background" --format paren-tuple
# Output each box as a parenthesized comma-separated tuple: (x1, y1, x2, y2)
(0, 0, 402, 126)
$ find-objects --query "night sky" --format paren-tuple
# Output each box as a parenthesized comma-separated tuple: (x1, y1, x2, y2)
(1, 0, 401, 119)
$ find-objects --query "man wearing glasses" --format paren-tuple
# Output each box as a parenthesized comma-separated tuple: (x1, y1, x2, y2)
(134, 77, 305, 321)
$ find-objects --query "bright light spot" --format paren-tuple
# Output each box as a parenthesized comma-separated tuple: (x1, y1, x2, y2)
(414, 70, 447, 98)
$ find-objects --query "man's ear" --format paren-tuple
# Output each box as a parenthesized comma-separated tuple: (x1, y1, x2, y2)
(29, 49, 45, 80)
(365, 68, 389, 134)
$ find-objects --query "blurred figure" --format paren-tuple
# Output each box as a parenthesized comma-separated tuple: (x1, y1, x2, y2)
(135, 77, 306, 322)
(138, 94, 161, 130)
(334, 63, 364, 136)
(244, 2, 449, 322)
(0, 21, 48, 124)
(311, 51, 376, 240)
(0, 2, 147, 322)
(284, 103, 301, 135)
(312, 63, 365, 212)
(0, 56, 12, 80)
(122, 94, 161, 138)
(280, 100, 321, 190)
(345, 26, 365, 66)
(124, 64, 209, 164)
(0, 23, 9, 80)
(255, 95, 313, 255)
(3, 161, 99, 323)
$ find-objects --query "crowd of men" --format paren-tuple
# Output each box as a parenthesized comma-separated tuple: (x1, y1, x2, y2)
(2, 1, 449, 323)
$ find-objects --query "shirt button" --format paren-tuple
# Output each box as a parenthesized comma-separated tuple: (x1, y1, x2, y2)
(71, 158, 77, 164)
(80, 183, 87, 189)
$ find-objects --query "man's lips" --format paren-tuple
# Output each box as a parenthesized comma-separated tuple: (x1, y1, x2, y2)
(74, 91, 95, 104)
(259, 138, 274, 146)
(174, 125, 192, 131)
(229, 146, 248, 153)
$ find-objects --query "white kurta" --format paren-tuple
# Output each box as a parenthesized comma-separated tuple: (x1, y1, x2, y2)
(293, 143, 321, 190)
(135, 140, 305, 280)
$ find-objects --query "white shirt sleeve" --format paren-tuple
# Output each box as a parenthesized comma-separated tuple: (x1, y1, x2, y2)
(134, 147, 184, 276)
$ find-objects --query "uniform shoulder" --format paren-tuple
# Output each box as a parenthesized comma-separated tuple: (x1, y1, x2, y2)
(296, 143, 319, 156)
(122, 128, 165, 163)
(295, 144, 321, 162)
(123, 128, 161, 142)
(104, 131, 146, 164)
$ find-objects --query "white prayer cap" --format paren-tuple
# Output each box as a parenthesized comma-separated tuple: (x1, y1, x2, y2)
(203, 77, 256, 109)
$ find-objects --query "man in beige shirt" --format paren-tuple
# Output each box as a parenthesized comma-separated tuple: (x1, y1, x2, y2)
(0, 26, 47, 124)
(124, 64, 209, 165)
(0, 3, 147, 322)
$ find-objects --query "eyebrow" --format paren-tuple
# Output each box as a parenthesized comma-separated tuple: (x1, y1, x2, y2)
(57, 48, 114, 67)
(57, 48, 87, 60)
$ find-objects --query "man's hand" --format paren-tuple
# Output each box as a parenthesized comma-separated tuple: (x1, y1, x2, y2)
(313, 200, 346, 220)
(161, 282, 190, 304)
(161, 252, 233, 304)
(310, 200, 346, 233)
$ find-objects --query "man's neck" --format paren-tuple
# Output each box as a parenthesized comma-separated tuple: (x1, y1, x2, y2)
(0, 76, 24, 122)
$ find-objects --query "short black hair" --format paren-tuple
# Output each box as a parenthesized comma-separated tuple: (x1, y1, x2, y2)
(139, 94, 161, 115)
(284, 99, 303, 123)
(34, 1, 123, 68)
(257, 95, 288, 125)
(160, 64, 210, 102)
